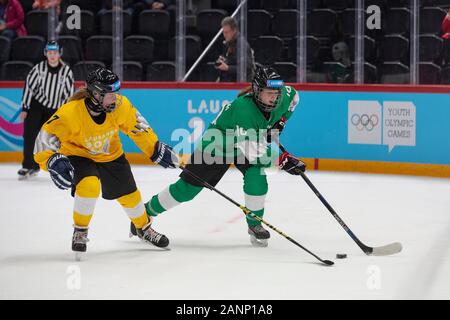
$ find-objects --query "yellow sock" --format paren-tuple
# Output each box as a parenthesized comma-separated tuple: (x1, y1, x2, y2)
(117, 189, 148, 229)
(73, 176, 100, 227)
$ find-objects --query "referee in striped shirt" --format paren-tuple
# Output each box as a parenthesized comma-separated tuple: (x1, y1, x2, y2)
(18, 40, 74, 180)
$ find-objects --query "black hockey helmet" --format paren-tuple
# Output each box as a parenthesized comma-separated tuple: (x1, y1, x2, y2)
(86, 67, 121, 113)
(252, 64, 284, 112)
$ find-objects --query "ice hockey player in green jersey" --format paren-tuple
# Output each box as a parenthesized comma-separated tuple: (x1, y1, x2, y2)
(131, 65, 306, 247)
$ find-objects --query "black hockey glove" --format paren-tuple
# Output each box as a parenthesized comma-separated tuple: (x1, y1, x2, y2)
(47, 153, 74, 190)
(151, 141, 178, 169)
(267, 116, 287, 143)
(278, 151, 306, 175)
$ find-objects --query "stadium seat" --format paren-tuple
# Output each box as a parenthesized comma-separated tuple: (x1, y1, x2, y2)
(261, 0, 292, 13)
(72, 61, 106, 81)
(440, 65, 450, 84)
(307, 9, 338, 37)
(272, 9, 299, 38)
(0, 36, 11, 65)
(322, 0, 353, 11)
(419, 62, 441, 84)
(146, 61, 176, 81)
(0, 61, 34, 81)
(347, 36, 376, 62)
(85, 36, 113, 65)
(420, 7, 447, 35)
(347, 62, 378, 83)
(380, 62, 409, 84)
(199, 62, 220, 82)
(99, 10, 132, 37)
(273, 62, 297, 82)
(252, 36, 284, 65)
(419, 35, 443, 63)
(248, 10, 272, 38)
(288, 36, 321, 65)
(341, 9, 356, 37)
(25, 10, 48, 38)
(10, 36, 46, 64)
(384, 8, 410, 36)
(168, 35, 202, 67)
(196, 9, 227, 39)
(211, 0, 238, 14)
(138, 10, 171, 39)
(122, 61, 144, 81)
(380, 35, 409, 63)
(124, 36, 155, 65)
(58, 36, 83, 66)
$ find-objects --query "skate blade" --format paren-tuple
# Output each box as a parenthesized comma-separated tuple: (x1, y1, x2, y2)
(250, 235, 268, 247)
(129, 232, 136, 238)
(74, 252, 85, 261)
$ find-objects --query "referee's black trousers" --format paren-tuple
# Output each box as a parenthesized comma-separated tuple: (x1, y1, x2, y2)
(22, 99, 56, 170)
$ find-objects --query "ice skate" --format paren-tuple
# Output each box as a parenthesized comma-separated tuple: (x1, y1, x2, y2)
(18, 168, 39, 180)
(72, 226, 89, 261)
(248, 224, 270, 247)
(136, 218, 169, 249)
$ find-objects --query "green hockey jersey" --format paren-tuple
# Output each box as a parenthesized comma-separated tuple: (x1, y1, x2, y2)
(199, 85, 299, 166)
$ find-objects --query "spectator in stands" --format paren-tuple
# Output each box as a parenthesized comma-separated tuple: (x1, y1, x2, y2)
(327, 41, 352, 83)
(32, 0, 60, 9)
(215, 16, 255, 82)
(99, 0, 137, 16)
(442, 9, 450, 39)
(0, 0, 27, 40)
(140, 0, 175, 11)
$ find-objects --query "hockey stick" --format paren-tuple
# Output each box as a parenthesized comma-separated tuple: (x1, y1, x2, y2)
(177, 163, 334, 266)
(277, 143, 402, 256)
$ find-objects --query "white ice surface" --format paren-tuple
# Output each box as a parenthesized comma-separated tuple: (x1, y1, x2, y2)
(0, 164, 448, 299)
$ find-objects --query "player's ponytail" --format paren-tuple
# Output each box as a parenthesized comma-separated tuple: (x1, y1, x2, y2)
(67, 87, 89, 102)
(238, 85, 252, 97)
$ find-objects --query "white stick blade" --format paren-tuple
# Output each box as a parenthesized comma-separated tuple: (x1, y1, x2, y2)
(370, 242, 403, 256)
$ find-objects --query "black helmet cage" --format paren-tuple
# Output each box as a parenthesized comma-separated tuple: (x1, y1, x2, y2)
(252, 66, 284, 113)
(86, 68, 121, 113)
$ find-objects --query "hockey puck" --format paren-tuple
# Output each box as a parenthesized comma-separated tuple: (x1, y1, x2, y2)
(336, 253, 347, 259)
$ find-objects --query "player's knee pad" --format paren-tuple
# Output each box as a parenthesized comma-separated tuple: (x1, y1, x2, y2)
(243, 167, 268, 196)
(169, 179, 203, 203)
(75, 176, 101, 198)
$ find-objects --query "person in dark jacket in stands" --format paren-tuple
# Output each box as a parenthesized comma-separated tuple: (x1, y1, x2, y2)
(215, 16, 255, 82)
(0, 0, 27, 40)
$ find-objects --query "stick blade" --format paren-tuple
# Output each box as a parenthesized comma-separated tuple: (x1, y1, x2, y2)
(369, 242, 402, 256)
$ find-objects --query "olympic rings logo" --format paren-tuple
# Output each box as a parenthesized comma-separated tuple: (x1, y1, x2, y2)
(351, 113, 379, 131)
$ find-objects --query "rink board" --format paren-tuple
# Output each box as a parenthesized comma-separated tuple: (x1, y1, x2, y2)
(0, 82, 449, 177)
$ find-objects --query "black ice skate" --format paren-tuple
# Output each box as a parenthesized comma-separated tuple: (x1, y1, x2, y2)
(18, 168, 39, 180)
(136, 220, 169, 249)
(72, 226, 89, 261)
(248, 225, 270, 247)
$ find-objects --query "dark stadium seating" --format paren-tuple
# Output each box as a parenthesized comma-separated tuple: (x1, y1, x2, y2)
(248, 10, 272, 38)
(122, 61, 144, 81)
(0, 37, 11, 65)
(124, 36, 155, 65)
(273, 62, 297, 82)
(272, 9, 299, 39)
(85, 36, 113, 64)
(196, 9, 228, 39)
(419, 62, 441, 84)
(72, 61, 106, 81)
(61, 10, 96, 39)
(146, 61, 176, 81)
(25, 10, 48, 38)
(380, 62, 410, 84)
(384, 8, 411, 36)
(1, 61, 34, 81)
(440, 65, 450, 84)
(419, 35, 443, 63)
(307, 9, 338, 38)
(10, 36, 45, 64)
(251, 36, 284, 65)
(99, 10, 132, 37)
(58, 36, 83, 66)
(380, 35, 409, 63)
(420, 7, 447, 35)
(168, 36, 202, 67)
(138, 10, 171, 39)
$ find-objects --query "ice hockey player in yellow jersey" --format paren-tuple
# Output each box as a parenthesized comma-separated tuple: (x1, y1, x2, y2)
(34, 67, 178, 259)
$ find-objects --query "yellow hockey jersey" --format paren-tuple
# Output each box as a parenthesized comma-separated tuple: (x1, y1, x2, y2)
(34, 95, 159, 169)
